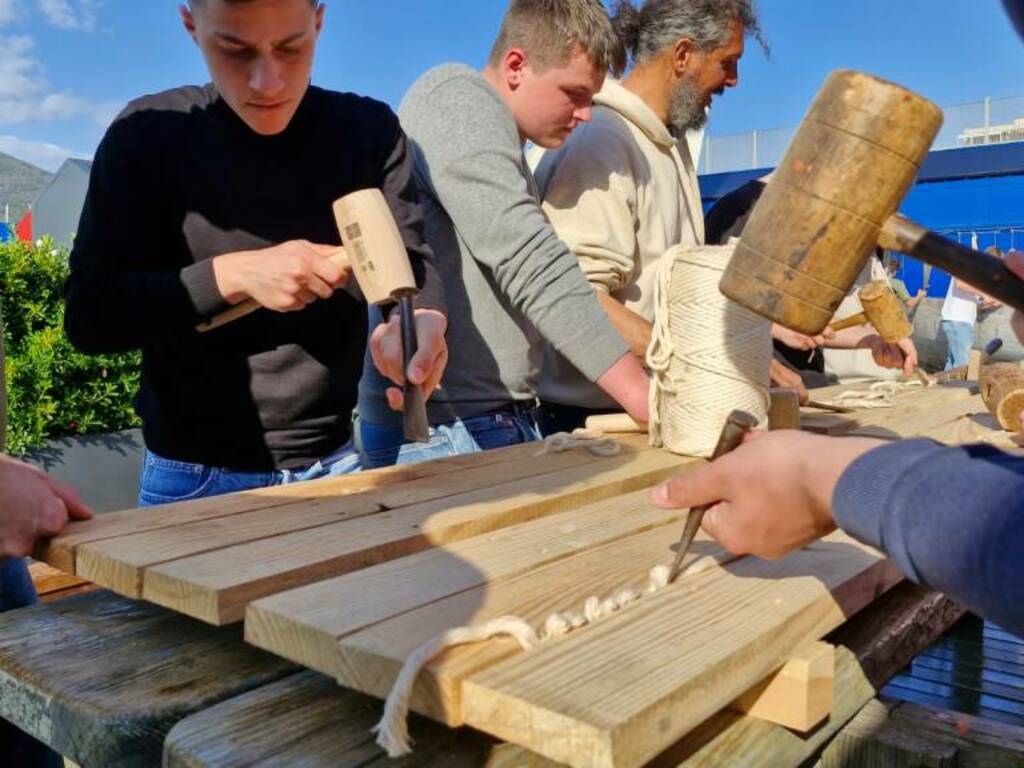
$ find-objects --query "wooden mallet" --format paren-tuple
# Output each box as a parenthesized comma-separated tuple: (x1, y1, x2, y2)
(720, 70, 1024, 335)
(198, 188, 430, 443)
(827, 280, 913, 342)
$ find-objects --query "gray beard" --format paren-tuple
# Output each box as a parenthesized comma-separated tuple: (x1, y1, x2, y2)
(668, 78, 708, 134)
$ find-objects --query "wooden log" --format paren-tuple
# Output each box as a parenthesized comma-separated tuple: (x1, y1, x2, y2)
(40, 437, 584, 573)
(0, 590, 296, 768)
(979, 362, 1024, 432)
(134, 449, 690, 625)
(459, 535, 902, 768)
(730, 641, 834, 732)
(768, 388, 801, 430)
(245, 491, 690, 684)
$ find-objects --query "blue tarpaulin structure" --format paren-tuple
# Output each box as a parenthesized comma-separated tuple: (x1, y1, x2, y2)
(698, 142, 1024, 298)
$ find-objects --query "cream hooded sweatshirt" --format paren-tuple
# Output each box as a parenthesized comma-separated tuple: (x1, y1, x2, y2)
(532, 78, 705, 409)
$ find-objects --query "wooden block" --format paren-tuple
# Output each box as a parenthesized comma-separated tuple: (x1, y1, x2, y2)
(768, 388, 801, 430)
(320, 525, 732, 725)
(138, 449, 691, 625)
(585, 413, 645, 434)
(28, 561, 91, 597)
(460, 534, 903, 768)
(245, 490, 691, 685)
(40, 438, 580, 573)
(730, 641, 834, 732)
(0, 590, 296, 768)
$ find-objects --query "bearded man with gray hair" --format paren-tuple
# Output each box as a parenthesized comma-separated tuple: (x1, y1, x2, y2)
(532, 0, 764, 434)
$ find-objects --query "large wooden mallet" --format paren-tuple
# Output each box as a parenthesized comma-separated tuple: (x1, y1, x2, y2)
(720, 70, 1024, 335)
(828, 280, 912, 342)
(198, 188, 430, 443)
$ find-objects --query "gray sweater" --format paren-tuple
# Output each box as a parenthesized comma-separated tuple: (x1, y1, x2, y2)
(358, 64, 628, 427)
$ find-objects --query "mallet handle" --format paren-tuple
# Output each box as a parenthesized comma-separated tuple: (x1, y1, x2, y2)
(880, 214, 1024, 312)
(827, 311, 868, 333)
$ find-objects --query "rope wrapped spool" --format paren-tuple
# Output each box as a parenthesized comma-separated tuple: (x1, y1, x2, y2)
(648, 242, 772, 456)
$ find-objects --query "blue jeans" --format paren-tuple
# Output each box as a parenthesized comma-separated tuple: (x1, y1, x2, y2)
(355, 407, 540, 469)
(941, 320, 974, 371)
(137, 441, 362, 507)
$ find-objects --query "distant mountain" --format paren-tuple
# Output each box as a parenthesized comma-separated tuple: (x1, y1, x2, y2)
(0, 153, 53, 224)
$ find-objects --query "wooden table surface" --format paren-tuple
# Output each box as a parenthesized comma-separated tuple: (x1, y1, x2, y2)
(0, 381, 1008, 767)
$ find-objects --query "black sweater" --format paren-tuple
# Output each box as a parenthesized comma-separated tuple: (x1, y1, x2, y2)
(65, 84, 443, 471)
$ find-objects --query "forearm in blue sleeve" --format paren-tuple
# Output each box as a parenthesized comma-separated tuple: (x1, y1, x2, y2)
(834, 439, 1024, 635)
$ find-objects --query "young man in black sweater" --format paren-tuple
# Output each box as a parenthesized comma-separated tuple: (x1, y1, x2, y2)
(65, 0, 448, 505)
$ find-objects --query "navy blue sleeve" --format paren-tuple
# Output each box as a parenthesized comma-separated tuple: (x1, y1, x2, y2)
(834, 439, 1024, 635)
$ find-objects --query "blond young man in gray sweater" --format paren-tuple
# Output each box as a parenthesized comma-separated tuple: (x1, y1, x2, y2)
(357, 0, 650, 467)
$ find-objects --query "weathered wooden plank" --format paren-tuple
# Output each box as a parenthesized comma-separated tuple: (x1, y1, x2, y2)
(730, 641, 835, 732)
(325, 525, 725, 725)
(0, 589, 296, 768)
(76, 439, 667, 601)
(817, 697, 1024, 767)
(141, 452, 691, 625)
(245, 490, 690, 678)
(39, 437, 620, 573)
(163, 670, 502, 768)
(461, 533, 903, 768)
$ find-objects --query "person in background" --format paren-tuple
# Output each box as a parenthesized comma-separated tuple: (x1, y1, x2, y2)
(886, 257, 926, 309)
(529, 0, 762, 435)
(355, 0, 651, 468)
(940, 245, 1003, 371)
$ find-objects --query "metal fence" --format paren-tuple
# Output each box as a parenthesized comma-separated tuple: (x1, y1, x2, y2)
(698, 94, 1024, 175)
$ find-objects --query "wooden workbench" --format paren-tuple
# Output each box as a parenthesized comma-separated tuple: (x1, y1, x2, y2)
(1, 379, 1020, 767)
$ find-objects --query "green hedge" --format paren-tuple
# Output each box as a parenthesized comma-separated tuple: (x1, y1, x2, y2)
(1, 238, 140, 455)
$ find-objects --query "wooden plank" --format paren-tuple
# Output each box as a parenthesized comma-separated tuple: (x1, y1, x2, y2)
(0, 589, 296, 768)
(245, 490, 690, 679)
(730, 641, 834, 732)
(317, 525, 728, 725)
(460, 533, 903, 768)
(163, 670, 502, 768)
(38, 437, 619, 573)
(140, 452, 691, 625)
(800, 382, 975, 437)
(75, 440, 666, 601)
(28, 560, 90, 597)
(367, 582, 961, 768)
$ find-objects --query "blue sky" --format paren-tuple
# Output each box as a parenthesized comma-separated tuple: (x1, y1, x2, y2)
(2, 1, 1023, 171)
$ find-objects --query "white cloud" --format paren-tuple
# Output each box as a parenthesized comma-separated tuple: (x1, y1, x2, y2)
(38, 0, 100, 31)
(0, 35, 123, 127)
(0, 134, 89, 171)
(0, 0, 18, 26)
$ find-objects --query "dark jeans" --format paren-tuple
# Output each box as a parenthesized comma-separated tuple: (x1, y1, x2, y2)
(535, 401, 618, 438)
(0, 558, 62, 767)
